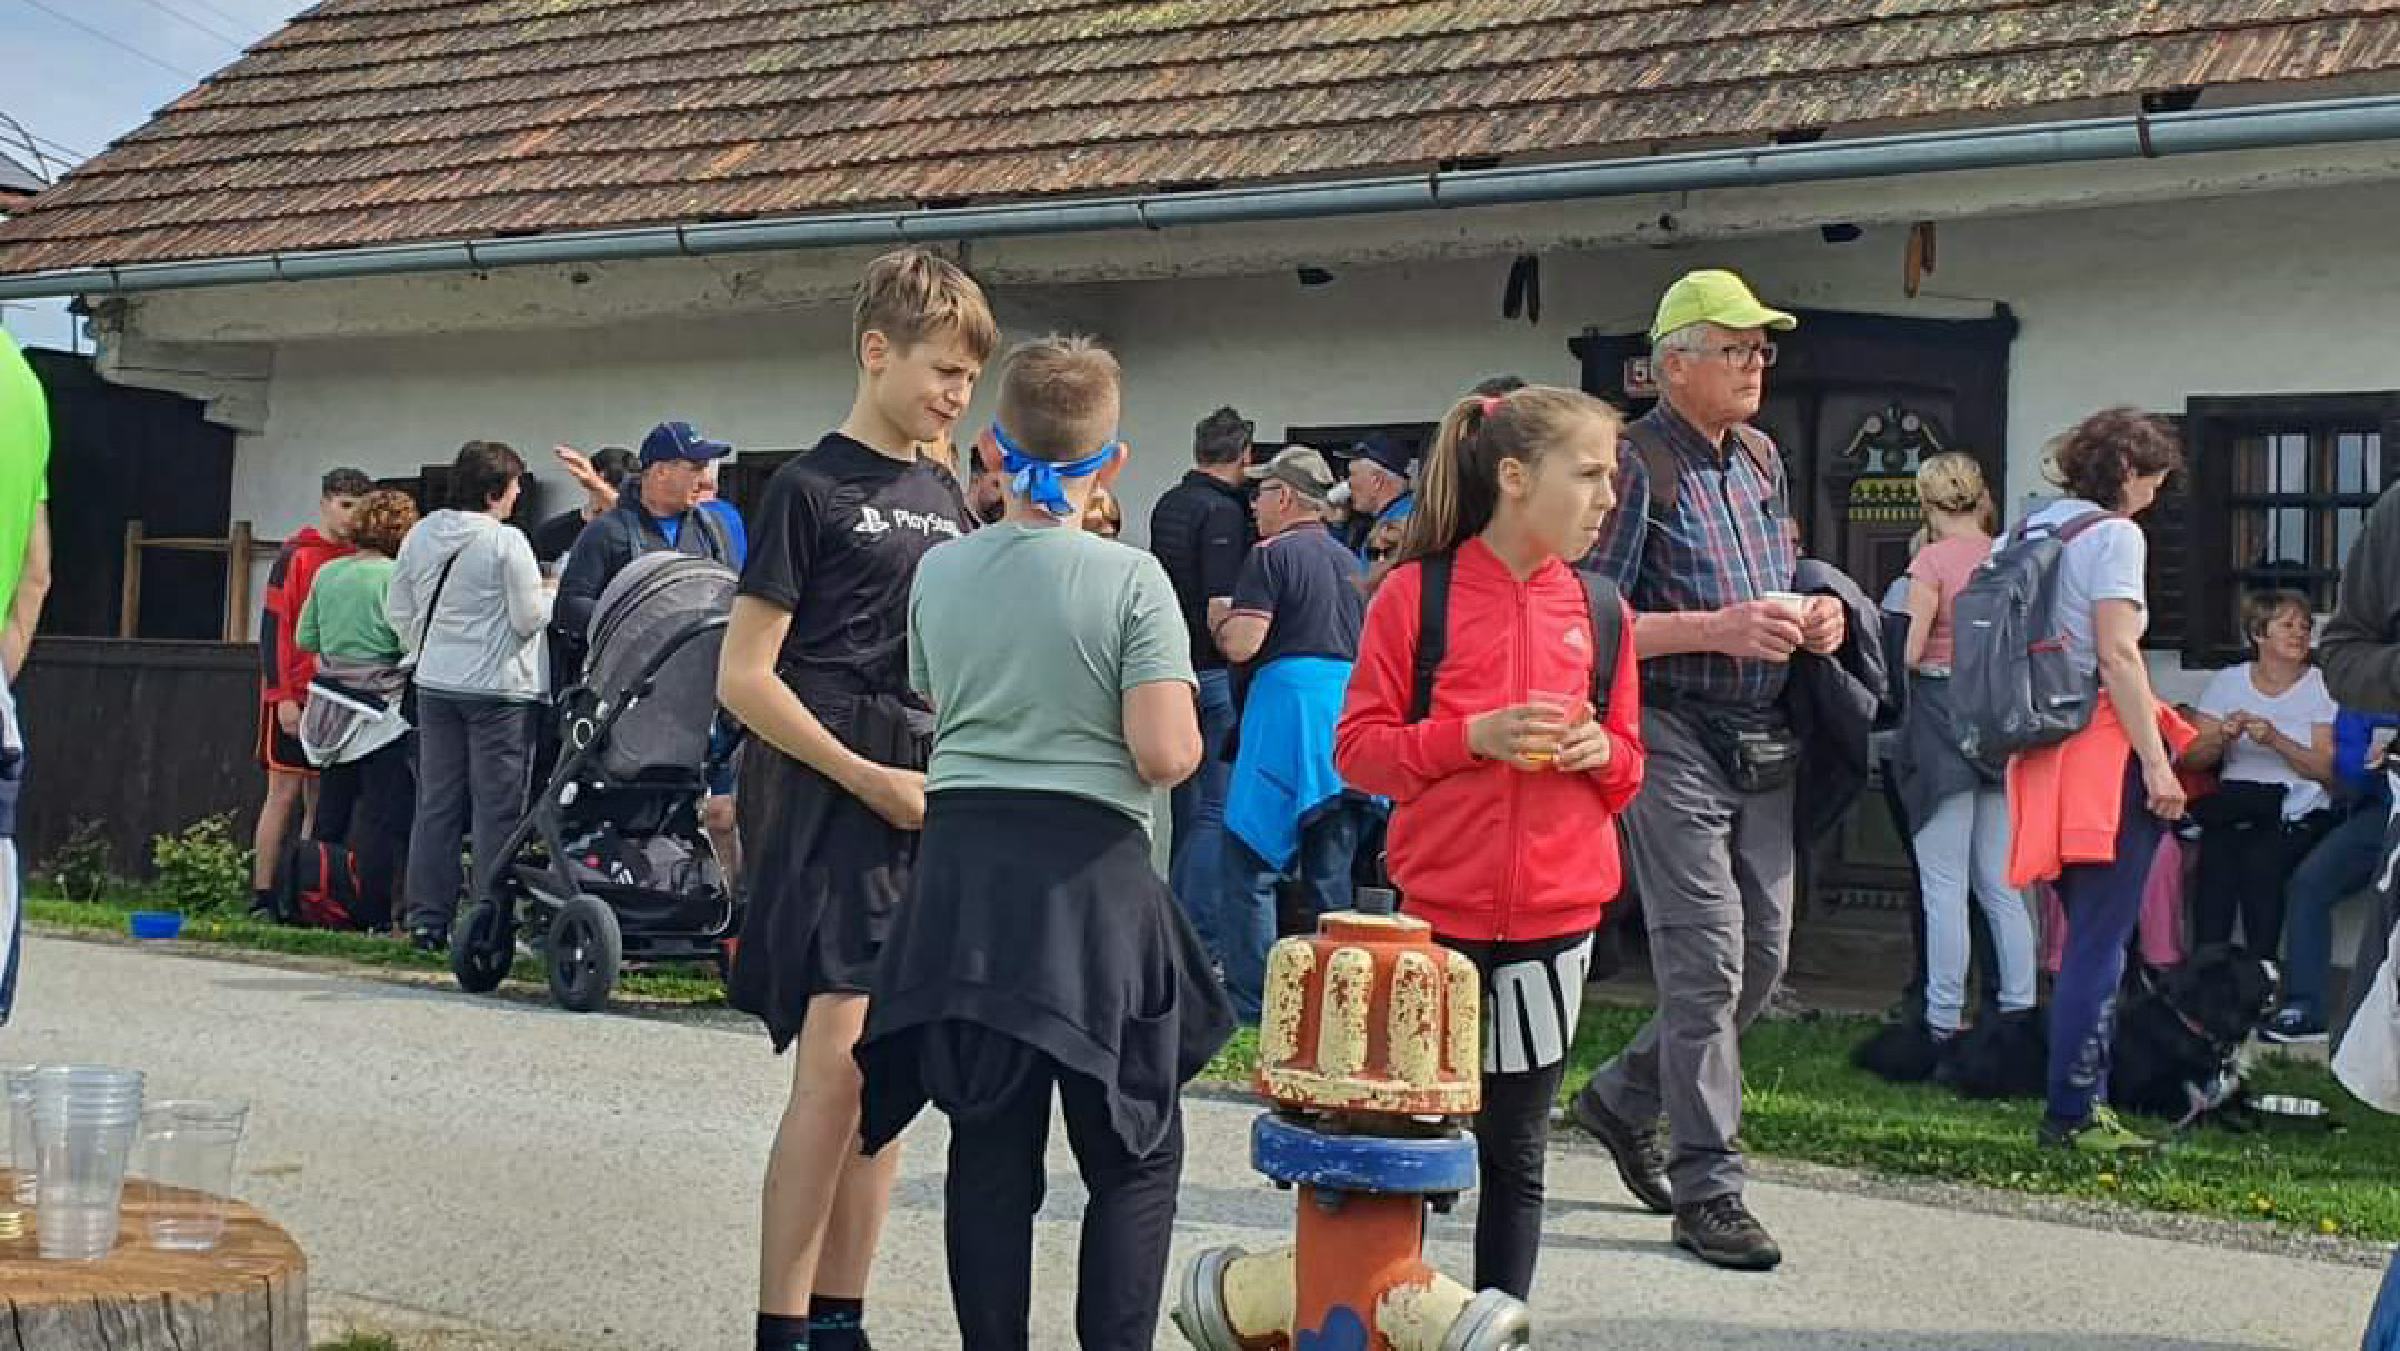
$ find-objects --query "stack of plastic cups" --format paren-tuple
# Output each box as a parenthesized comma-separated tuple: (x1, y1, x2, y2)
(0, 1064, 33, 1241)
(28, 1065, 144, 1261)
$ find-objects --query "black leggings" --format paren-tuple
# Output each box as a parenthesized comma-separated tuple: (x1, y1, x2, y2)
(937, 1030, 1184, 1350)
(2194, 809, 2332, 956)
(1472, 1059, 1568, 1299)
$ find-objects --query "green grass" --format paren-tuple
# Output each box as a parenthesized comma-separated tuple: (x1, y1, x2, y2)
(25, 895, 726, 1006)
(1204, 1007, 2400, 1243)
(314, 1335, 400, 1351)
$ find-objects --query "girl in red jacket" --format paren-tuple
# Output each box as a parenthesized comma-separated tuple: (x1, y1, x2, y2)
(1335, 385, 1643, 1300)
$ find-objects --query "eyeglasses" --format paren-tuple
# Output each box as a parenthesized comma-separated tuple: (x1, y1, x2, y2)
(1706, 342, 1778, 370)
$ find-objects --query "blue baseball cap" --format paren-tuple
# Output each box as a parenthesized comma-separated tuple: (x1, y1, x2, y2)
(640, 420, 733, 467)
(1352, 433, 1413, 481)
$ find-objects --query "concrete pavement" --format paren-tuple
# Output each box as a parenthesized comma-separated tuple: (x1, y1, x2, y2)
(1, 934, 2383, 1350)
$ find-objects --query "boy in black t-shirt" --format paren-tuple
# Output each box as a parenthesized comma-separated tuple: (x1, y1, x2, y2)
(717, 249, 996, 1351)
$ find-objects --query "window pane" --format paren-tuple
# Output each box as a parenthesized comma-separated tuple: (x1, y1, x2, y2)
(2233, 435, 2268, 495)
(2338, 431, 2384, 494)
(2272, 507, 2309, 566)
(2235, 507, 2322, 569)
(2273, 432, 2310, 494)
(2233, 508, 2263, 568)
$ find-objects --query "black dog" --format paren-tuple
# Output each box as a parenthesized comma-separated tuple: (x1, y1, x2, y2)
(1939, 1005, 2050, 1100)
(1852, 1018, 1948, 1083)
(2108, 947, 2278, 1125)
(1857, 949, 2278, 1126)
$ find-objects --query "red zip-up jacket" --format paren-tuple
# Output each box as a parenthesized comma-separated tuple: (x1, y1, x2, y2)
(1336, 538, 1644, 943)
(258, 527, 352, 707)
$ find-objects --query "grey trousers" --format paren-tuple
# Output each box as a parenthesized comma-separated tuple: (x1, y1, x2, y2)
(1582, 705, 1796, 1205)
(404, 691, 538, 934)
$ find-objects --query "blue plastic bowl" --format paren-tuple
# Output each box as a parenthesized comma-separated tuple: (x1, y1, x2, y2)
(128, 911, 184, 940)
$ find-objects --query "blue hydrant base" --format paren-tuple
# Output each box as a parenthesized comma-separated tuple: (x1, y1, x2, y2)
(1251, 1112, 1479, 1195)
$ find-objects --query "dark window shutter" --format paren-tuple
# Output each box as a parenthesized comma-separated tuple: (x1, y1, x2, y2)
(2146, 458, 2192, 653)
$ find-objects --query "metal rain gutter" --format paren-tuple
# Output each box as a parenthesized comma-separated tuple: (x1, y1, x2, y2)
(4, 93, 2399, 302)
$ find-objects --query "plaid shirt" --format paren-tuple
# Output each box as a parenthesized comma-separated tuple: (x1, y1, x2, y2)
(1584, 402, 1798, 708)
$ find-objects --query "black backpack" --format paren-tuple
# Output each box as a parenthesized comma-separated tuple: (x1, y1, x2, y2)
(1407, 552, 1625, 724)
(277, 840, 377, 931)
(1950, 509, 2118, 763)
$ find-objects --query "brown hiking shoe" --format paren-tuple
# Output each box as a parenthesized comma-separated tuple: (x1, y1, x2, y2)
(1568, 1086, 1674, 1215)
(1674, 1194, 1784, 1272)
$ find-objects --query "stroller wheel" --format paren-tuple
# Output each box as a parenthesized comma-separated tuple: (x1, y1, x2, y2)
(451, 901, 513, 994)
(547, 895, 622, 1013)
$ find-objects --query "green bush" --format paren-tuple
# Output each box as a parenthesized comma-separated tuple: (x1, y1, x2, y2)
(149, 814, 252, 916)
(39, 818, 115, 902)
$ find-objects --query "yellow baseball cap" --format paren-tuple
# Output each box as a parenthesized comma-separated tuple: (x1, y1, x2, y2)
(1650, 269, 1798, 342)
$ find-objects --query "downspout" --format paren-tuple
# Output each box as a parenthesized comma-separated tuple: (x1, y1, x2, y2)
(4, 93, 2399, 301)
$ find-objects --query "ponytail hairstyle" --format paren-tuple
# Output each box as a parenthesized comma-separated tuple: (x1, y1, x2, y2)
(1915, 451, 1987, 518)
(1398, 384, 1622, 565)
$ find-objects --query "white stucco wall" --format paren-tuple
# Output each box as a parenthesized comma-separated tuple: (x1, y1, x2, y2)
(1095, 178, 2400, 527)
(223, 177, 2400, 550)
(250, 308, 866, 531)
(209, 172, 2400, 695)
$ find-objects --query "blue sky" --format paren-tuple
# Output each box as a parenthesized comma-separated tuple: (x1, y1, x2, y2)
(2, 0, 309, 350)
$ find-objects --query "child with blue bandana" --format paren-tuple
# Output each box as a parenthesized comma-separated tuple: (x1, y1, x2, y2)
(856, 335, 1233, 1350)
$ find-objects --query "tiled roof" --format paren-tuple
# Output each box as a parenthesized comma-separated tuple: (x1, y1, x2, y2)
(4, 0, 2399, 273)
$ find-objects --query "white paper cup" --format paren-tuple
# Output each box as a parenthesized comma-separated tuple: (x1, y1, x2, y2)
(1763, 590, 1806, 619)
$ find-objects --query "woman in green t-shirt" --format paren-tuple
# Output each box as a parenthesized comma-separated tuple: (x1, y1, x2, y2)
(293, 489, 418, 929)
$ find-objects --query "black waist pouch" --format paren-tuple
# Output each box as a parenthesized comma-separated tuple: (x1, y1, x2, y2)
(1677, 700, 1801, 795)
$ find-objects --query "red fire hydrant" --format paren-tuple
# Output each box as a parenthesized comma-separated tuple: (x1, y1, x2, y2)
(1171, 892, 1532, 1350)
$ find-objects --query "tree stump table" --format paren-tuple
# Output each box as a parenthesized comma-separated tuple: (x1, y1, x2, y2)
(0, 1170, 307, 1350)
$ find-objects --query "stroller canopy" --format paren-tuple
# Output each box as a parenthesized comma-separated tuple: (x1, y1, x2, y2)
(579, 551, 737, 782)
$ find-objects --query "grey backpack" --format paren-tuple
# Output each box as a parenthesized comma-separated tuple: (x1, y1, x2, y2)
(1950, 509, 2118, 763)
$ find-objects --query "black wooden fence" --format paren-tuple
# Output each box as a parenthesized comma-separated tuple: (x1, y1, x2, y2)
(14, 638, 264, 880)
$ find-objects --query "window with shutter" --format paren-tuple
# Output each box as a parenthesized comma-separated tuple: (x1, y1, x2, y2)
(2181, 393, 2400, 665)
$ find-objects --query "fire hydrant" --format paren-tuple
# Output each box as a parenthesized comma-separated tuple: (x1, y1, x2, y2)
(1171, 891, 1532, 1350)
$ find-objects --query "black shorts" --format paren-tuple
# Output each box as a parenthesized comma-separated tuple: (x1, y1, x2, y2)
(727, 700, 926, 1054)
(256, 703, 315, 777)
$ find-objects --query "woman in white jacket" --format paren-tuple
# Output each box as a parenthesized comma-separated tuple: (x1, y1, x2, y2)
(387, 440, 550, 949)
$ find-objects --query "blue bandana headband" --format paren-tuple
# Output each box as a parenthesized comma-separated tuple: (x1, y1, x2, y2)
(991, 422, 1122, 519)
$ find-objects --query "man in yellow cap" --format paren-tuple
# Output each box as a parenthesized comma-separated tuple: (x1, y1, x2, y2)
(1566, 269, 1842, 1272)
(0, 333, 54, 1027)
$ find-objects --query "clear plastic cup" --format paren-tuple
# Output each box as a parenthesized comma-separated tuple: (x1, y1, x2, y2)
(135, 1100, 248, 1251)
(1763, 589, 1807, 619)
(28, 1066, 144, 1260)
(1, 1064, 33, 1215)
(1524, 689, 1581, 766)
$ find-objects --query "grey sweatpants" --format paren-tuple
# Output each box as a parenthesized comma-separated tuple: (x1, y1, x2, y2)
(1582, 705, 1796, 1205)
(404, 691, 538, 935)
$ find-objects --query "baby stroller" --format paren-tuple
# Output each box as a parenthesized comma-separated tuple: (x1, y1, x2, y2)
(449, 552, 740, 1011)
